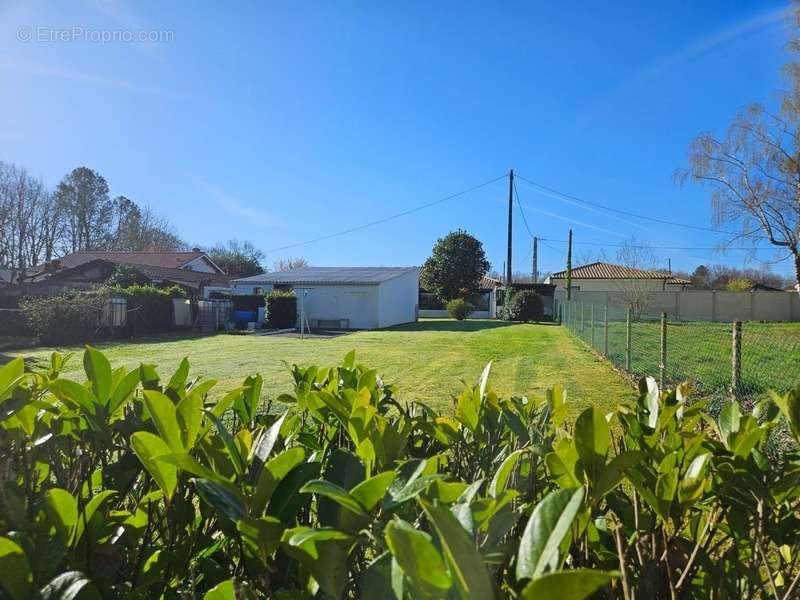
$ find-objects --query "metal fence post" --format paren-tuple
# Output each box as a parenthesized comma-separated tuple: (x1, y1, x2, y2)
(731, 321, 742, 401)
(660, 312, 667, 389)
(580, 302, 585, 334)
(603, 303, 609, 356)
(590, 304, 595, 347)
(625, 305, 632, 371)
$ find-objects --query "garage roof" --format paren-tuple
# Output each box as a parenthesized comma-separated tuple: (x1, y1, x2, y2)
(233, 266, 419, 285)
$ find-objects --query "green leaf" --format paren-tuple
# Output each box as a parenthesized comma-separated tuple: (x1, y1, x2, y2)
(516, 487, 584, 581)
(384, 519, 452, 598)
(678, 453, 709, 507)
(143, 390, 183, 452)
(574, 407, 610, 486)
(108, 368, 140, 415)
(343, 349, 356, 368)
(249, 413, 287, 481)
(455, 387, 480, 431)
(770, 386, 800, 442)
(0, 357, 25, 402)
(203, 579, 236, 600)
(251, 447, 306, 516)
(176, 391, 203, 451)
(719, 402, 741, 447)
(266, 462, 320, 523)
(351, 470, 396, 511)
(419, 498, 495, 600)
(638, 377, 659, 430)
(489, 449, 525, 498)
(283, 526, 350, 599)
(131, 431, 178, 501)
(520, 569, 618, 600)
(0, 536, 31, 599)
(165, 358, 190, 398)
(655, 469, 678, 521)
(194, 478, 248, 521)
(593, 451, 645, 499)
(83, 346, 112, 405)
(478, 361, 492, 399)
(359, 553, 399, 600)
(45, 488, 79, 546)
(39, 571, 101, 600)
(74, 490, 116, 544)
(301, 479, 367, 517)
(205, 409, 246, 477)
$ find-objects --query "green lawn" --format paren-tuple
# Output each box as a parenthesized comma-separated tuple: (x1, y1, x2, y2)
(7, 319, 633, 414)
(568, 314, 800, 403)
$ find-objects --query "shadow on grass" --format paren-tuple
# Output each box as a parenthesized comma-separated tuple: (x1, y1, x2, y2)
(388, 319, 556, 333)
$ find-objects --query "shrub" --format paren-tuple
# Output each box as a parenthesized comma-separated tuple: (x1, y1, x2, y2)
(232, 294, 266, 312)
(0, 308, 32, 337)
(726, 277, 752, 291)
(446, 297, 473, 320)
(111, 284, 176, 334)
(2, 349, 800, 598)
(503, 289, 544, 321)
(104, 264, 151, 288)
(265, 290, 297, 328)
(19, 290, 110, 344)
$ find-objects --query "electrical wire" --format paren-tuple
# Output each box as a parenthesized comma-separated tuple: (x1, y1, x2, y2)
(267, 173, 508, 253)
(515, 173, 751, 236)
(538, 237, 776, 251)
(513, 179, 534, 238)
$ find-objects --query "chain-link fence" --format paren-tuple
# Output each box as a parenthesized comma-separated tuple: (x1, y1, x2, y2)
(556, 298, 800, 412)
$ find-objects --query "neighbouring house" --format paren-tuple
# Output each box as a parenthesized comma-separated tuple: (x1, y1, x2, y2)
(34, 249, 225, 276)
(418, 274, 502, 318)
(0, 251, 231, 304)
(232, 267, 419, 330)
(545, 262, 691, 292)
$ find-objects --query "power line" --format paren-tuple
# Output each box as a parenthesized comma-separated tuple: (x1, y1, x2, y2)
(515, 173, 750, 236)
(513, 179, 534, 237)
(267, 174, 508, 253)
(538, 237, 777, 251)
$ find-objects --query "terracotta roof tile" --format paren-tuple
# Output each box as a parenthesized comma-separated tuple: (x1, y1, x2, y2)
(549, 262, 690, 284)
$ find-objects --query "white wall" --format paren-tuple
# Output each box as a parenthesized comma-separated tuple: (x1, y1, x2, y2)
(549, 278, 674, 292)
(377, 269, 419, 328)
(183, 256, 218, 273)
(231, 283, 274, 295)
(555, 289, 800, 322)
(298, 285, 379, 329)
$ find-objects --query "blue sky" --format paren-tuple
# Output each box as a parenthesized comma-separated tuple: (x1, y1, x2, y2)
(0, 0, 793, 276)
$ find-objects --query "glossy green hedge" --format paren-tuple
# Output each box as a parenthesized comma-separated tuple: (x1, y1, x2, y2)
(1, 348, 799, 599)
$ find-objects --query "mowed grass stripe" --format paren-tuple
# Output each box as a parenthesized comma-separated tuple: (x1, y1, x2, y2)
(11, 319, 633, 413)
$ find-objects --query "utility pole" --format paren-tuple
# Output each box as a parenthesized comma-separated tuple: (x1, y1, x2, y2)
(668, 257, 672, 275)
(506, 169, 514, 287)
(566, 228, 573, 300)
(532, 236, 538, 283)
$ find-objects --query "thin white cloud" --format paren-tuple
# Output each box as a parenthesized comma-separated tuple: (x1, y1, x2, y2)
(199, 181, 282, 228)
(0, 54, 170, 95)
(571, 6, 787, 132)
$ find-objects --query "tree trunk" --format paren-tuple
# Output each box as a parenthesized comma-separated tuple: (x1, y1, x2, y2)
(794, 251, 800, 296)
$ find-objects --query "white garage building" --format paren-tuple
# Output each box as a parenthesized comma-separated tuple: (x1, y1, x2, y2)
(231, 267, 420, 330)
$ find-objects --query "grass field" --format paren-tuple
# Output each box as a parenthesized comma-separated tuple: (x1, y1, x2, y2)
(569, 315, 800, 403)
(5, 319, 633, 414)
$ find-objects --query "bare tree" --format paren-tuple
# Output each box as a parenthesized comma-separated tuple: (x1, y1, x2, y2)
(206, 240, 265, 277)
(110, 197, 185, 251)
(616, 238, 658, 270)
(0, 162, 53, 276)
(54, 167, 113, 252)
(680, 5, 800, 292)
(273, 257, 310, 272)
